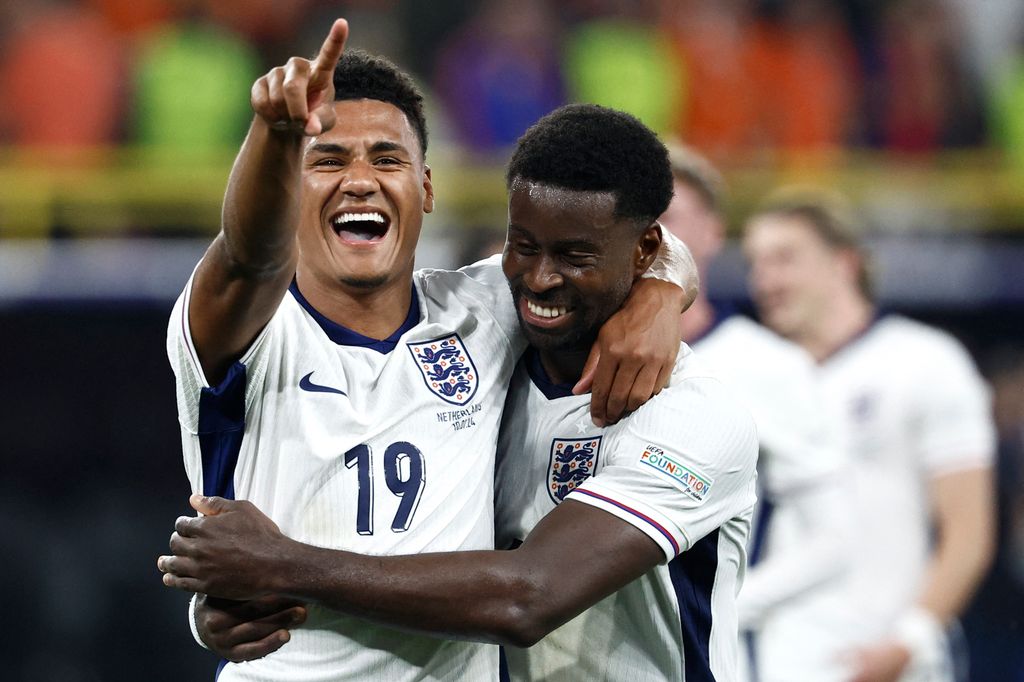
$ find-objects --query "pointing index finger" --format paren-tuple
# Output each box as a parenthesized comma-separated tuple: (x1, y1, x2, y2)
(312, 19, 349, 79)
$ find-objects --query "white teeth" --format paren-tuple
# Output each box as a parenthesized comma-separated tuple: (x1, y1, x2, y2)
(334, 212, 385, 224)
(526, 300, 568, 319)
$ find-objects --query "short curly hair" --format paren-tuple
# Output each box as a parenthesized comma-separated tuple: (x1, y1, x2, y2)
(506, 104, 672, 226)
(333, 50, 428, 156)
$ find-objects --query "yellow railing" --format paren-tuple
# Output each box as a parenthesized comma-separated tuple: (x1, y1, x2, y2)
(1, 146, 1022, 237)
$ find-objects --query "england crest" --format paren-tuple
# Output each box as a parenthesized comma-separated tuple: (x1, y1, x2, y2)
(407, 333, 479, 406)
(548, 436, 602, 504)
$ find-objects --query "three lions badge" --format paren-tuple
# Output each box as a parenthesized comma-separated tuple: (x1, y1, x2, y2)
(407, 334, 479, 406)
(548, 436, 602, 503)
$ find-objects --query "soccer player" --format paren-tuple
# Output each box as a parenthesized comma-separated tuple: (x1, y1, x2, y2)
(742, 190, 996, 682)
(161, 104, 759, 681)
(659, 148, 853, 682)
(164, 19, 692, 682)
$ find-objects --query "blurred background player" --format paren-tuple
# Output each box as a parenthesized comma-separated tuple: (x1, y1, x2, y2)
(660, 145, 853, 681)
(160, 103, 759, 682)
(743, 190, 997, 682)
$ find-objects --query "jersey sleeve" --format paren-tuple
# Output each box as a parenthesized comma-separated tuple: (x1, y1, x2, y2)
(452, 255, 524, 348)
(165, 266, 277, 491)
(567, 376, 759, 561)
(910, 335, 996, 475)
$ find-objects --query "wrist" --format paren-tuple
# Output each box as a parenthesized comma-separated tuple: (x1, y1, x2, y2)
(188, 593, 210, 650)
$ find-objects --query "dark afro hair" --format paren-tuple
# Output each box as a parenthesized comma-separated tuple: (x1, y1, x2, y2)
(506, 104, 672, 225)
(332, 50, 428, 156)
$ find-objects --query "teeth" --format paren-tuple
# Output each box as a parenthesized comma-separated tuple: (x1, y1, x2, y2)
(527, 300, 568, 319)
(333, 212, 385, 225)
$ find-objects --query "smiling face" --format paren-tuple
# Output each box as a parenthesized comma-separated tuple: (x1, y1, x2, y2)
(297, 98, 433, 293)
(502, 180, 657, 354)
(742, 212, 847, 339)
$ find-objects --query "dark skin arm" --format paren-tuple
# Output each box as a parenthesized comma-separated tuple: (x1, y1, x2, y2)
(160, 494, 664, 647)
(188, 20, 349, 383)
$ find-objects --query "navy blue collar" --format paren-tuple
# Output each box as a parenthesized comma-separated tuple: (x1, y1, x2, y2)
(524, 347, 577, 400)
(819, 310, 885, 365)
(288, 280, 421, 354)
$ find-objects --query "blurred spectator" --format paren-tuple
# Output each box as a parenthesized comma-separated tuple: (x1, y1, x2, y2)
(434, 0, 565, 150)
(662, 0, 760, 159)
(748, 0, 859, 152)
(874, 0, 986, 152)
(130, 18, 260, 152)
(564, 0, 684, 136)
(87, 0, 177, 36)
(0, 1, 126, 147)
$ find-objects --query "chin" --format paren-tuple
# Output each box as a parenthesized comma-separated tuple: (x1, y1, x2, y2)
(339, 272, 391, 290)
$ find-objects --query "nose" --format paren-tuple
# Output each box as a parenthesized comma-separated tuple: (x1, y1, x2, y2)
(339, 159, 378, 197)
(523, 253, 563, 294)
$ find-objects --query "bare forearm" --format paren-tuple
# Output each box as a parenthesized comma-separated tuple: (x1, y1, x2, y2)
(916, 467, 995, 624)
(274, 542, 547, 646)
(219, 118, 304, 274)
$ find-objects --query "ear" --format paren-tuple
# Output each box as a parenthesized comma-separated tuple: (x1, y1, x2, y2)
(633, 221, 663, 277)
(422, 165, 434, 214)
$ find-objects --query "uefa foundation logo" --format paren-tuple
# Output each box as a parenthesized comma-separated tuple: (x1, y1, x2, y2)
(407, 334, 479, 406)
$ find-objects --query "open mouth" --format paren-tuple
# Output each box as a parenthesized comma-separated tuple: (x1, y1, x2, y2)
(330, 211, 390, 243)
(526, 300, 569, 319)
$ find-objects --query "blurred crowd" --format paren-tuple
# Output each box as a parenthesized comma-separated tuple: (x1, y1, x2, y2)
(2, 0, 1024, 167)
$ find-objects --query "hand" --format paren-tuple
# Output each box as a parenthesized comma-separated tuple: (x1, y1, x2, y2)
(195, 594, 308, 662)
(251, 19, 349, 136)
(843, 641, 911, 682)
(574, 278, 684, 426)
(158, 495, 292, 600)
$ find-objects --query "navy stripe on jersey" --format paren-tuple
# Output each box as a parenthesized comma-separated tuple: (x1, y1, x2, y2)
(289, 280, 420, 353)
(197, 360, 247, 681)
(669, 529, 720, 682)
(748, 497, 774, 566)
(198, 360, 246, 500)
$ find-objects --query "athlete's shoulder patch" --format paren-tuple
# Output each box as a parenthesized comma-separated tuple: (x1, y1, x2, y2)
(548, 436, 602, 504)
(407, 334, 479, 406)
(639, 444, 714, 503)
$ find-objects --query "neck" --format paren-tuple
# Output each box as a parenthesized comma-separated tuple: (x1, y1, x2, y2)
(295, 267, 414, 340)
(798, 291, 874, 363)
(679, 292, 716, 343)
(538, 347, 591, 386)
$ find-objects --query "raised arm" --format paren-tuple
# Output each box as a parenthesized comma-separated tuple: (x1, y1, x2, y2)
(160, 494, 662, 647)
(188, 20, 348, 383)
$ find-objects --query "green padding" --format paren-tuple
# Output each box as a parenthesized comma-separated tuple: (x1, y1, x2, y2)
(133, 24, 260, 151)
(563, 20, 686, 136)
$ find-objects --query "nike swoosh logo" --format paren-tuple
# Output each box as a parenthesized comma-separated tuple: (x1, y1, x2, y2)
(299, 372, 347, 396)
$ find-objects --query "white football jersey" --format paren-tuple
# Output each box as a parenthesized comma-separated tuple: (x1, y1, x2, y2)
(495, 344, 758, 682)
(167, 256, 525, 682)
(782, 315, 995, 681)
(693, 315, 851, 682)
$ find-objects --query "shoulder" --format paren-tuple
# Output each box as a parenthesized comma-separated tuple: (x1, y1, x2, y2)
(867, 315, 980, 375)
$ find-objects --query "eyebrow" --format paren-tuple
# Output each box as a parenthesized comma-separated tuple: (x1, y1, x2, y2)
(507, 226, 600, 251)
(306, 141, 411, 156)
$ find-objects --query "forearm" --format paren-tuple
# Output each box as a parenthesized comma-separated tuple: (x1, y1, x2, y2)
(914, 467, 995, 624)
(273, 541, 549, 647)
(219, 118, 304, 274)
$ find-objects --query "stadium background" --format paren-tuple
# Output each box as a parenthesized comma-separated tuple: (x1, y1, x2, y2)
(2, 0, 1023, 679)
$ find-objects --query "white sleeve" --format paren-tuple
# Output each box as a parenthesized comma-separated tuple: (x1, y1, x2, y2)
(736, 474, 853, 628)
(567, 376, 758, 561)
(911, 336, 996, 475)
(643, 227, 698, 300)
(165, 266, 276, 492)
(451, 255, 524, 349)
